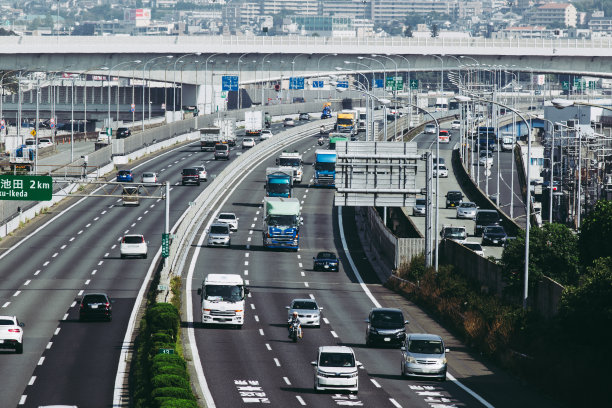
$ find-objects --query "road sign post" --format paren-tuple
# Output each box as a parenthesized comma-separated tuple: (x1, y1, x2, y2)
(162, 232, 170, 258)
(0, 175, 53, 201)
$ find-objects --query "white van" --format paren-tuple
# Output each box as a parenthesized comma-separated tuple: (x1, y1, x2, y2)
(312, 346, 362, 393)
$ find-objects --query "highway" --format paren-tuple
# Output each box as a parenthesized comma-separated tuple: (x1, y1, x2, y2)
(184, 125, 558, 407)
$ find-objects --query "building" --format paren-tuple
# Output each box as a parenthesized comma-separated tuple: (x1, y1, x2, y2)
(261, 0, 319, 16)
(528, 3, 577, 28)
(321, 0, 371, 20)
(589, 16, 612, 35)
(370, 0, 454, 24)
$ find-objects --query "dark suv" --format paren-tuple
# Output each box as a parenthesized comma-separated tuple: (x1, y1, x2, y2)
(79, 293, 113, 321)
(181, 168, 200, 185)
(116, 127, 131, 139)
(365, 308, 409, 347)
(445, 191, 464, 208)
(474, 209, 502, 236)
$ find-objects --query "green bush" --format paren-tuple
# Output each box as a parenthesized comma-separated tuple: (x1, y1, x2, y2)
(150, 364, 189, 379)
(152, 374, 190, 390)
(151, 331, 174, 344)
(151, 386, 196, 400)
(147, 303, 180, 339)
(159, 399, 199, 408)
(151, 353, 186, 369)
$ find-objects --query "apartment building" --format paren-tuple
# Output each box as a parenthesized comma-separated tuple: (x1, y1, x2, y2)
(261, 0, 319, 16)
(529, 3, 577, 28)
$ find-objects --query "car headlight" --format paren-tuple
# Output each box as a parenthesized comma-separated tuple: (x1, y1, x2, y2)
(406, 356, 417, 363)
(349, 371, 358, 378)
(369, 328, 378, 334)
(442, 357, 447, 364)
(317, 369, 329, 377)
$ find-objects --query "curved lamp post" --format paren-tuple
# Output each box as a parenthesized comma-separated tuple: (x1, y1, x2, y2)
(142, 55, 173, 132)
(173, 52, 201, 118)
(107, 60, 141, 131)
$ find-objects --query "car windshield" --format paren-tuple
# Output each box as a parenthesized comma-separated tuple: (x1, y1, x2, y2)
(415, 199, 426, 206)
(123, 236, 143, 244)
(143, 173, 154, 178)
(317, 252, 336, 260)
(315, 162, 335, 171)
(215, 145, 228, 151)
(218, 214, 235, 220)
(84, 294, 108, 304)
(407, 339, 443, 354)
(425, 125, 435, 130)
(447, 192, 462, 200)
(319, 352, 355, 367)
(486, 226, 505, 234)
(118, 171, 130, 175)
(464, 243, 483, 251)
(244, 138, 254, 143)
(434, 165, 446, 170)
(478, 211, 499, 223)
(205, 285, 243, 302)
(460, 203, 477, 209)
(278, 158, 300, 167)
(445, 228, 465, 237)
(292, 301, 318, 310)
(267, 215, 297, 226)
(210, 225, 229, 234)
(183, 169, 197, 175)
(371, 311, 404, 328)
(268, 183, 291, 194)
(337, 118, 353, 125)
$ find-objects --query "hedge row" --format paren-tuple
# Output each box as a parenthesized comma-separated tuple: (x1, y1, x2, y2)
(131, 302, 198, 408)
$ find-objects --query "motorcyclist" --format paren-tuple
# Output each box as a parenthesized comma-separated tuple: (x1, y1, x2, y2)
(317, 136, 325, 145)
(288, 311, 302, 339)
(320, 125, 326, 135)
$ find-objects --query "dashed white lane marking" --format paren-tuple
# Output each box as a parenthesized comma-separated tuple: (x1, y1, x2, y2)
(38, 357, 45, 365)
(389, 398, 402, 408)
(124, 230, 129, 234)
(77, 230, 83, 234)
(265, 343, 272, 351)
(94, 217, 99, 221)
(249, 230, 253, 235)
(85, 279, 91, 285)
(137, 216, 142, 221)
(71, 301, 76, 308)
(46, 342, 53, 350)
(298, 262, 303, 268)
(85, 223, 91, 228)
(297, 254, 301, 259)
(304, 282, 309, 287)
(144, 210, 149, 214)
(244, 270, 248, 275)
(254, 315, 259, 322)
(78, 290, 84, 296)
(251, 223, 255, 228)
(330, 331, 338, 338)
(323, 318, 330, 325)
(19, 396, 26, 405)
(28, 376, 36, 386)
(60, 244, 67, 250)
(371, 379, 382, 388)
(296, 396, 306, 405)
(131, 223, 136, 227)
(150, 204, 155, 208)
(104, 252, 109, 258)
(92, 270, 97, 275)
(309, 294, 315, 299)
(62, 313, 68, 320)
(111, 244, 116, 249)
(259, 329, 264, 336)
(69, 237, 75, 241)
(101, 210, 107, 215)
(2, 302, 10, 308)
(256, 210, 260, 215)
(283, 377, 291, 385)
(98, 261, 103, 266)
(245, 253, 250, 258)
(160, 168, 165, 172)
(247, 237, 252, 242)
(244, 261, 249, 266)
(250, 303, 255, 310)
(34, 270, 40, 276)
(43, 261, 49, 266)
(52, 253, 58, 258)
(305, 189, 309, 193)
(54, 328, 60, 335)
(24, 280, 31, 286)
(245, 280, 250, 285)
(253, 217, 257, 221)
(300, 271, 305, 277)
(274, 358, 281, 367)
(13, 291, 21, 297)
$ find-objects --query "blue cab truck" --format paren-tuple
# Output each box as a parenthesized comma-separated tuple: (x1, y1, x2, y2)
(478, 126, 497, 151)
(314, 149, 337, 187)
(265, 167, 293, 198)
(262, 197, 301, 250)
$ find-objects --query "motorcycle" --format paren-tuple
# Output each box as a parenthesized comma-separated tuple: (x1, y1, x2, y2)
(288, 320, 302, 343)
(317, 137, 325, 146)
(319, 125, 327, 135)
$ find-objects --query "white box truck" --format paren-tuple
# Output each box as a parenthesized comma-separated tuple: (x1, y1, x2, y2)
(276, 150, 303, 183)
(214, 117, 237, 146)
(245, 111, 263, 137)
(200, 127, 222, 151)
(197, 274, 249, 328)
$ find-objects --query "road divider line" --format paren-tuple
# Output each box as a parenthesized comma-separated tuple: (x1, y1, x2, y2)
(37, 357, 45, 366)
(283, 377, 291, 385)
(85, 223, 91, 228)
(43, 261, 49, 266)
(69, 237, 75, 241)
(18, 396, 26, 405)
(309, 294, 315, 299)
(370, 379, 381, 388)
(60, 244, 67, 249)
(46, 342, 52, 350)
(265, 343, 272, 351)
(389, 398, 402, 408)
(254, 315, 259, 322)
(298, 262, 303, 268)
(301, 271, 305, 277)
(24, 280, 31, 286)
(70, 301, 76, 307)
(259, 329, 265, 336)
(78, 290, 83, 296)
(13, 291, 20, 297)
(28, 376, 36, 386)
(62, 313, 68, 320)
(104, 253, 109, 258)
(54, 328, 60, 335)
(330, 331, 338, 338)
(250, 304, 256, 309)
(34, 270, 40, 276)
(244, 270, 248, 275)
(296, 396, 306, 406)
(2, 302, 10, 308)
(92, 270, 97, 275)
(304, 282, 309, 287)
(274, 358, 281, 367)
(52, 252, 58, 258)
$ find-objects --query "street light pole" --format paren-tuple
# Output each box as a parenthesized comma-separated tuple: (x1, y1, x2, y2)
(237, 53, 249, 110)
(261, 53, 274, 105)
(317, 53, 337, 101)
(173, 52, 202, 120)
(142, 55, 173, 133)
(107, 60, 141, 135)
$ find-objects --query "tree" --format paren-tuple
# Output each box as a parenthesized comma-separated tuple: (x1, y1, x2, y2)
(578, 199, 612, 266)
(430, 23, 439, 38)
(501, 223, 580, 296)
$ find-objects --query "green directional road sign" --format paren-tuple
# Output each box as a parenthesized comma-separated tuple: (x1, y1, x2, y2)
(162, 233, 170, 258)
(410, 79, 419, 90)
(0, 175, 52, 201)
(561, 81, 570, 90)
(385, 77, 404, 91)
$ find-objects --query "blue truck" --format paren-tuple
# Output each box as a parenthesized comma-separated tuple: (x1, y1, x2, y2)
(478, 126, 497, 151)
(265, 167, 293, 198)
(314, 149, 337, 187)
(262, 197, 301, 250)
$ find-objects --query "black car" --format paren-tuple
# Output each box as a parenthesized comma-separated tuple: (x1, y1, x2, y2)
(181, 168, 200, 186)
(79, 293, 113, 321)
(313, 251, 339, 271)
(116, 127, 131, 139)
(482, 225, 508, 246)
(445, 191, 464, 208)
(474, 209, 502, 236)
(365, 308, 409, 347)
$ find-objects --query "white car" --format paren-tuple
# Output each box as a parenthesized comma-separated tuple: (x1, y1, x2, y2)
(194, 166, 208, 182)
(479, 150, 494, 166)
(286, 298, 322, 327)
(450, 120, 461, 130)
(216, 212, 238, 231)
(424, 124, 437, 134)
(141, 172, 158, 184)
(463, 242, 484, 257)
(433, 164, 448, 178)
(38, 138, 54, 148)
(97, 130, 110, 144)
(120, 234, 148, 259)
(242, 137, 256, 149)
(260, 129, 273, 141)
(456, 202, 478, 219)
(312, 346, 362, 393)
(0, 315, 24, 354)
(413, 198, 426, 216)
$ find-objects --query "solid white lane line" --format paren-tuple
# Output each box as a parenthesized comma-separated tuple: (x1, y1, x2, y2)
(274, 358, 281, 367)
(283, 377, 291, 385)
(330, 331, 338, 338)
(371, 379, 381, 388)
(296, 396, 306, 406)
(389, 399, 402, 408)
(265, 343, 272, 351)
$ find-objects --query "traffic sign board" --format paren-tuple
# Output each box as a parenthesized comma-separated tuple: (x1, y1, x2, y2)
(312, 80, 324, 88)
(162, 232, 170, 258)
(222, 75, 239, 91)
(374, 79, 384, 88)
(30, 129, 36, 137)
(0, 119, 5, 130)
(336, 80, 349, 89)
(289, 77, 305, 90)
(410, 79, 419, 90)
(386, 77, 404, 91)
(158, 348, 175, 355)
(0, 175, 53, 201)
(130, 103, 135, 113)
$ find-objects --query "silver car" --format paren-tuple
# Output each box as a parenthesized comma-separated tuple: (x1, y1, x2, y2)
(286, 298, 322, 327)
(413, 198, 426, 216)
(207, 223, 231, 247)
(401, 333, 449, 381)
(216, 212, 238, 231)
(456, 202, 478, 219)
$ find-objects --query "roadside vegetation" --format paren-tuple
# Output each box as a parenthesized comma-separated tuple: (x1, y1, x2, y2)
(390, 199, 612, 407)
